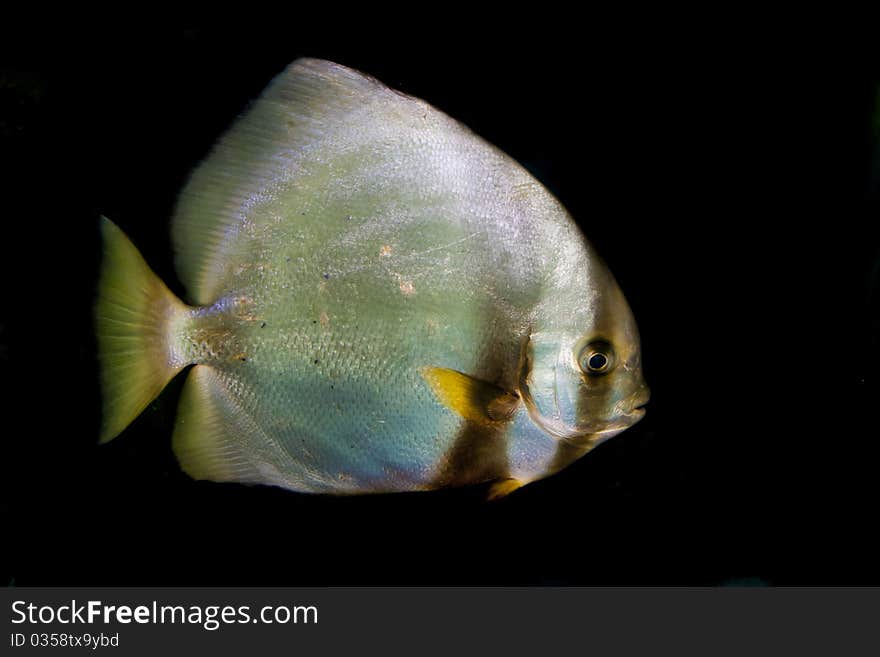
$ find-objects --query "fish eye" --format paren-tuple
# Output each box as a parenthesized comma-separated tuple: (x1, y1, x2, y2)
(579, 341, 616, 375)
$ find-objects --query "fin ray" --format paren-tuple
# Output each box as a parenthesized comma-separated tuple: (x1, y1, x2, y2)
(171, 58, 421, 303)
(172, 366, 290, 486)
(95, 217, 190, 443)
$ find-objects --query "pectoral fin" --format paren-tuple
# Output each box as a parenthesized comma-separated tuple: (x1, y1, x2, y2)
(421, 367, 519, 426)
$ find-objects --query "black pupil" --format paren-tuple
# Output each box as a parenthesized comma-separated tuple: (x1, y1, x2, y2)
(588, 353, 608, 371)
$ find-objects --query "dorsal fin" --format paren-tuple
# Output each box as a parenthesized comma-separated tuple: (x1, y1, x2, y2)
(170, 58, 460, 304)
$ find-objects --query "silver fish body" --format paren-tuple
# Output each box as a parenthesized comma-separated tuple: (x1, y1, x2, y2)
(95, 59, 648, 497)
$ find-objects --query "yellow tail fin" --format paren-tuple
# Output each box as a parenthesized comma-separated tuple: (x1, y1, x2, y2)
(95, 217, 190, 443)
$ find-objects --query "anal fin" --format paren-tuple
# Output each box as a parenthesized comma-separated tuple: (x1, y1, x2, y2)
(173, 366, 272, 485)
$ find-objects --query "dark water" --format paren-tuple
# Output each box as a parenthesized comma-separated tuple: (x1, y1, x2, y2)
(1, 23, 877, 585)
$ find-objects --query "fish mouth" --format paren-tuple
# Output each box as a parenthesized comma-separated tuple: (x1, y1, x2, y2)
(586, 405, 646, 440)
(598, 392, 649, 436)
(578, 405, 646, 441)
(518, 382, 648, 445)
(542, 411, 645, 447)
(606, 387, 649, 432)
(625, 400, 648, 424)
(516, 335, 649, 445)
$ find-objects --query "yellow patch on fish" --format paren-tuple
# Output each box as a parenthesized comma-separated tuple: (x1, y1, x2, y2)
(420, 366, 519, 426)
(380, 244, 393, 257)
(487, 478, 523, 501)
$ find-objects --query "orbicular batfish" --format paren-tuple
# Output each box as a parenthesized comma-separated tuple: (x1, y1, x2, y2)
(95, 58, 649, 499)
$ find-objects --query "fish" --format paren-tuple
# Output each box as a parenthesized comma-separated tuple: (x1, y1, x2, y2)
(95, 58, 649, 498)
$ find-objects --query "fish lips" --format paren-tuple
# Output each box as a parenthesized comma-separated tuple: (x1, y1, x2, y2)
(583, 406, 647, 444)
(518, 380, 649, 447)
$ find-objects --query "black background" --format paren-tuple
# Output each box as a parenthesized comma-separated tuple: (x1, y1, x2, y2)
(1, 19, 877, 586)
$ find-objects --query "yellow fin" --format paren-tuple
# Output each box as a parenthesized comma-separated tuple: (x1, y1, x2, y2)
(421, 367, 519, 426)
(95, 217, 190, 443)
(487, 478, 523, 501)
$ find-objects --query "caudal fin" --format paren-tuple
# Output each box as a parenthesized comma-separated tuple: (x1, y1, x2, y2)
(95, 217, 190, 443)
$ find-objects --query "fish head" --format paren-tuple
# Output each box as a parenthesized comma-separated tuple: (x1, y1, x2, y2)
(518, 261, 649, 449)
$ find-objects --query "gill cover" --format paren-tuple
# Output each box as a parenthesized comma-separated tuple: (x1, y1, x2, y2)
(519, 330, 590, 441)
